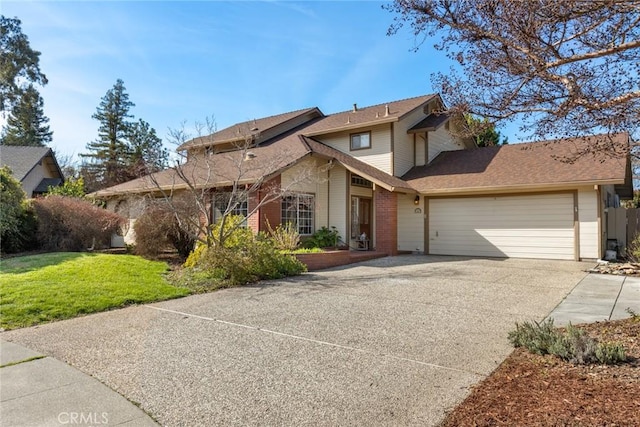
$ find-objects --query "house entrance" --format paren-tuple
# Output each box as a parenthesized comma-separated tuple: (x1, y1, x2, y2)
(351, 196, 372, 250)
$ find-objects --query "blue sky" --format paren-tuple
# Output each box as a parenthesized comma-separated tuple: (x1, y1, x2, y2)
(3, 1, 524, 160)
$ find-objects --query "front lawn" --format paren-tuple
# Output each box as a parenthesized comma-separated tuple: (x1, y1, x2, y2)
(0, 252, 189, 330)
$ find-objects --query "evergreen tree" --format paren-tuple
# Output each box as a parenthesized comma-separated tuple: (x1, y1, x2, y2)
(0, 85, 52, 146)
(464, 115, 508, 147)
(80, 79, 134, 188)
(1, 16, 47, 113)
(128, 118, 168, 177)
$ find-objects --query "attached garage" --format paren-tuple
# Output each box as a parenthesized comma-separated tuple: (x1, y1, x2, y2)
(428, 193, 576, 260)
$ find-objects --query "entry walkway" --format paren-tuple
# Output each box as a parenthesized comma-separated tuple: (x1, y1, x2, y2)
(546, 273, 640, 326)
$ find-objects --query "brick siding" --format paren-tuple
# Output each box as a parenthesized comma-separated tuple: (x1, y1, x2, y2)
(374, 187, 398, 256)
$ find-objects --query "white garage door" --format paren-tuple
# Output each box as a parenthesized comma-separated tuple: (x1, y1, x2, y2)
(429, 193, 575, 260)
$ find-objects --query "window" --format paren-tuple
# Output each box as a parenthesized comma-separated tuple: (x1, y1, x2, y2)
(351, 174, 373, 188)
(282, 193, 315, 235)
(350, 131, 371, 150)
(212, 192, 248, 223)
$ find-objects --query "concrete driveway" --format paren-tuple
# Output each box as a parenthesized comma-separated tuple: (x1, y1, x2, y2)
(1, 256, 592, 426)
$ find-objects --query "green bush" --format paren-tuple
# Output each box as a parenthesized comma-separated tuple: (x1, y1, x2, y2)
(178, 215, 306, 290)
(2, 201, 39, 253)
(46, 176, 85, 198)
(1, 167, 27, 252)
(508, 318, 559, 355)
(304, 226, 340, 248)
(266, 220, 300, 251)
(508, 319, 627, 365)
(595, 341, 627, 364)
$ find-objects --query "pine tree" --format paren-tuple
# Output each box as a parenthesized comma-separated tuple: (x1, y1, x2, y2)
(0, 85, 52, 146)
(80, 79, 134, 188)
(1, 16, 47, 113)
(127, 118, 168, 177)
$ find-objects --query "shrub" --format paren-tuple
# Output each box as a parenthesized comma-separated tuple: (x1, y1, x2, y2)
(178, 215, 306, 290)
(266, 220, 300, 251)
(134, 200, 197, 260)
(0, 167, 26, 249)
(626, 233, 640, 262)
(304, 226, 340, 248)
(1, 201, 39, 253)
(46, 176, 85, 198)
(595, 341, 627, 364)
(33, 196, 123, 251)
(509, 319, 627, 365)
(508, 318, 560, 356)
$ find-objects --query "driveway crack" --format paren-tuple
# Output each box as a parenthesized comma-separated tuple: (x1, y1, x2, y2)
(144, 305, 484, 378)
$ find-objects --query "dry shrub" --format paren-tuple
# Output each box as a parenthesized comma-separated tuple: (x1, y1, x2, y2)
(33, 196, 123, 251)
(133, 198, 198, 260)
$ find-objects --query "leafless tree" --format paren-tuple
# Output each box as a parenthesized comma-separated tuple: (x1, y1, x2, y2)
(141, 117, 327, 248)
(387, 0, 640, 152)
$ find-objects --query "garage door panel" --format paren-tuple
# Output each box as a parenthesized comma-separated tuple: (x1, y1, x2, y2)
(429, 194, 575, 260)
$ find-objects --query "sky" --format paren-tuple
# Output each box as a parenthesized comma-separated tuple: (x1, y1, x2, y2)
(3, 0, 526, 161)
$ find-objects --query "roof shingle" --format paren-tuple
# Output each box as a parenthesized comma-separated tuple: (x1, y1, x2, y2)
(403, 133, 631, 194)
(0, 146, 55, 181)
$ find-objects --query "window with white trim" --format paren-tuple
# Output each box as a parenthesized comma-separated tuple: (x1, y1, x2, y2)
(281, 193, 315, 235)
(350, 131, 371, 150)
(212, 192, 248, 223)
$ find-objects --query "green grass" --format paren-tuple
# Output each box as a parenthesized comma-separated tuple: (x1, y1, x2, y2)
(0, 252, 190, 330)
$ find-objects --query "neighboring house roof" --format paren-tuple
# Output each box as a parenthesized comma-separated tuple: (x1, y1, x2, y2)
(0, 146, 63, 181)
(301, 136, 414, 193)
(34, 177, 64, 194)
(177, 107, 323, 151)
(301, 94, 439, 137)
(403, 133, 632, 195)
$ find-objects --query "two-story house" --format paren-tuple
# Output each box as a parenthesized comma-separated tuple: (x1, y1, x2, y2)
(94, 94, 631, 261)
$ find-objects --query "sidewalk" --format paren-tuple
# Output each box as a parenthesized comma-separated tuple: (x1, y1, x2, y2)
(546, 273, 640, 326)
(0, 340, 158, 427)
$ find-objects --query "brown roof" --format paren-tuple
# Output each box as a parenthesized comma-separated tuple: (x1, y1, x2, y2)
(177, 107, 321, 151)
(407, 112, 450, 133)
(301, 94, 438, 137)
(94, 134, 312, 197)
(302, 136, 414, 193)
(403, 133, 631, 195)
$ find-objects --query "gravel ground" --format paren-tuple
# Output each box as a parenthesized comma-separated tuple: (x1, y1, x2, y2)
(1, 255, 592, 426)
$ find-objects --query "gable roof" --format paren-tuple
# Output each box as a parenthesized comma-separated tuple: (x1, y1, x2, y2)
(407, 112, 450, 133)
(177, 107, 322, 151)
(301, 136, 414, 193)
(301, 94, 439, 137)
(93, 133, 313, 197)
(0, 146, 63, 181)
(403, 133, 631, 195)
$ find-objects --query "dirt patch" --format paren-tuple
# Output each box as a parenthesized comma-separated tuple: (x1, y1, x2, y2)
(442, 318, 640, 427)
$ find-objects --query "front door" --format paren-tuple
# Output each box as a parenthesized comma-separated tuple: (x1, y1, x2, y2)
(351, 196, 372, 248)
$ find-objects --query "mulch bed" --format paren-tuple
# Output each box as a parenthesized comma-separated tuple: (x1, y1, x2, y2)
(441, 318, 640, 427)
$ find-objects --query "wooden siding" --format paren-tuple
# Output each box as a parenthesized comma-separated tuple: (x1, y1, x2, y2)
(415, 135, 426, 167)
(578, 188, 599, 259)
(429, 194, 575, 260)
(394, 106, 426, 176)
(316, 124, 392, 174)
(281, 157, 329, 231)
(397, 193, 424, 252)
(427, 126, 465, 164)
(328, 165, 348, 242)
